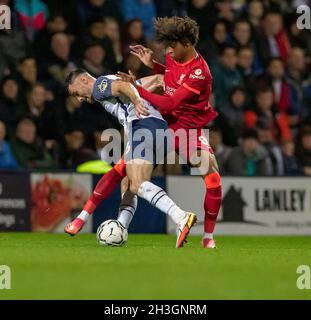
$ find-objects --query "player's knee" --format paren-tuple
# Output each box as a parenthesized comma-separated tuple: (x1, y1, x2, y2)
(129, 180, 141, 195)
(204, 172, 221, 189)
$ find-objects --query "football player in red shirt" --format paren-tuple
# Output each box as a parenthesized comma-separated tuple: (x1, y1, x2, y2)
(66, 17, 221, 249)
(129, 17, 221, 249)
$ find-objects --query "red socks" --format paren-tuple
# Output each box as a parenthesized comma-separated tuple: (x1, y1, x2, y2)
(204, 172, 222, 234)
(83, 159, 127, 214)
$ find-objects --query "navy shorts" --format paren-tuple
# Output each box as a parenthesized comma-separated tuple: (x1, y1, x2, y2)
(125, 117, 171, 164)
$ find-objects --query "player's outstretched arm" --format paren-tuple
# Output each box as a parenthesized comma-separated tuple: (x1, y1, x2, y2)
(116, 71, 164, 93)
(136, 84, 197, 115)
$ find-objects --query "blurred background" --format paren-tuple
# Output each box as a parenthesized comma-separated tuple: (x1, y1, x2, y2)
(0, 0, 311, 234)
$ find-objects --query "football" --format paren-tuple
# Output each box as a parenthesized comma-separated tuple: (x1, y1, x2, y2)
(96, 219, 128, 247)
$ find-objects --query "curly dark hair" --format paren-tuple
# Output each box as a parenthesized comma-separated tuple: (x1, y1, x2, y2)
(153, 16, 199, 47)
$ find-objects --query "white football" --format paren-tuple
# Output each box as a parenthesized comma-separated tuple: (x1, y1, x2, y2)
(96, 219, 128, 247)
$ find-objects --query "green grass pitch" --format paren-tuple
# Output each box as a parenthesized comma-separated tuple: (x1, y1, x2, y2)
(0, 233, 311, 300)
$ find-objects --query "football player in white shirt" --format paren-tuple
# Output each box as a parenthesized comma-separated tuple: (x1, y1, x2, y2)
(65, 69, 196, 248)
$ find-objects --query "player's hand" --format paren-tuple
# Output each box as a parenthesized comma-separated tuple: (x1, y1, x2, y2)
(134, 98, 149, 118)
(129, 45, 154, 69)
(116, 70, 136, 86)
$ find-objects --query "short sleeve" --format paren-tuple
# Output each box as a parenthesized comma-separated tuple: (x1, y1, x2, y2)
(92, 76, 113, 101)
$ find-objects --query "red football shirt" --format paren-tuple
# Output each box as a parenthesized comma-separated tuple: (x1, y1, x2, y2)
(137, 52, 217, 130)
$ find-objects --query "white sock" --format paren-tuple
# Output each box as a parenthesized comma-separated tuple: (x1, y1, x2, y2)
(203, 232, 213, 240)
(77, 210, 90, 222)
(138, 181, 186, 224)
(117, 191, 138, 229)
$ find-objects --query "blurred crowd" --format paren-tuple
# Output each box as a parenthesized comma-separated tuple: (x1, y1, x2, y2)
(0, 0, 310, 176)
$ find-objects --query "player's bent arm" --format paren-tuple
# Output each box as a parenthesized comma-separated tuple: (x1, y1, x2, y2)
(111, 80, 140, 103)
(92, 76, 149, 116)
(112, 81, 149, 116)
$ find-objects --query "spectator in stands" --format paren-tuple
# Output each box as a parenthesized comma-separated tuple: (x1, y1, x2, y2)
(0, 76, 24, 136)
(281, 140, 302, 176)
(60, 128, 97, 169)
(225, 128, 272, 176)
(77, 0, 123, 27)
(237, 46, 257, 84)
(16, 56, 37, 95)
(265, 57, 301, 119)
(77, 17, 118, 72)
(188, 0, 214, 38)
(61, 96, 83, 133)
(198, 19, 229, 64)
(208, 125, 232, 175)
(257, 11, 291, 64)
(25, 83, 63, 143)
(244, 87, 293, 142)
(15, 0, 49, 41)
(42, 0, 81, 35)
(103, 17, 123, 66)
(0, 1, 27, 76)
(25, 83, 47, 120)
(231, 19, 253, 49)
(47, 32, 77, 88)
(246, 0, 264, 29)
(214, 0, 236, 25)
(121, 19, 146, 57)
(0, 120, 18, 169)
(232, 20, 262, 75)
(121, 0, 156, 40)
(296, 129, 311, 176)
(10, 118, 56, 169)
(287, 13, 311, 57)
(81, 43, 110, 77)
(287, 47, 311, 120)
(34, 14, 69, 59)
(217, 86, 246, 146)
(257, 123, 284, 176)
(155, 0, 186, 18)
(212, 46, 244, 108)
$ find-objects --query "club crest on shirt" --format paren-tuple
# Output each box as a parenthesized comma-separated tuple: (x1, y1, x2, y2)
(195, 69, 202, 75)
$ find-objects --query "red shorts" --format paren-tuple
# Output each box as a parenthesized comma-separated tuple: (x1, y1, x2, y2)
(170, 127, 213, 161)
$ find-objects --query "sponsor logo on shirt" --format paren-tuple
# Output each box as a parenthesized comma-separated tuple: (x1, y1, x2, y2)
(189, 68, 205, 80)
(190, 73, 206, 80)
(165, 86, 176, 96)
